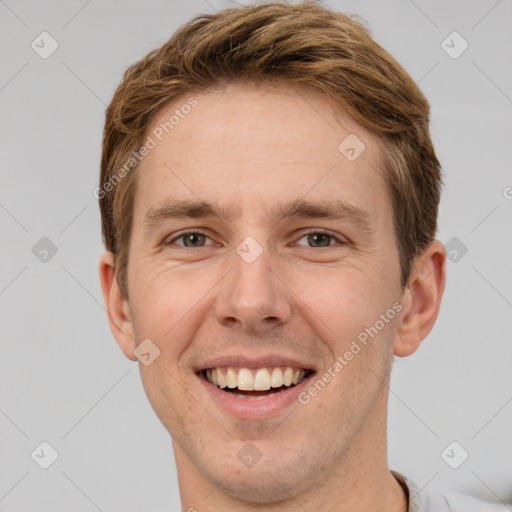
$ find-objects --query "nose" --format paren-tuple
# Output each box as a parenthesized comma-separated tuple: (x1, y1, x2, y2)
(214, 246, 292, 335)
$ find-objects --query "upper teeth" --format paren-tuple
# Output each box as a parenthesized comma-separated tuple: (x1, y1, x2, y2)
(205, 367, 306, 391)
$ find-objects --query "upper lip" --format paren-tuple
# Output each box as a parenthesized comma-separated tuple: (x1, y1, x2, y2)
(195, 354, 317, 372)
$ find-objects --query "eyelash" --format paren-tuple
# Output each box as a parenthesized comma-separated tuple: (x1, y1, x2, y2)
(166, 229, 346, 248)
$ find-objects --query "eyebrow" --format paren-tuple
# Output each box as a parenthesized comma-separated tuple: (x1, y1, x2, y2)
(142, 197, 373, 235)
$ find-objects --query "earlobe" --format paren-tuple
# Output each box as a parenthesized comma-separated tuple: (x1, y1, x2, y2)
(98, 252, 137, 361)
(393, 241, 446, 357)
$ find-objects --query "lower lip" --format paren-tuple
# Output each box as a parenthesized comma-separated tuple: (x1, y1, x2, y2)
(197, 372, 314, 419)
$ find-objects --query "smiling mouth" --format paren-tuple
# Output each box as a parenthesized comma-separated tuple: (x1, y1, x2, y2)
(201, 366, 314, 400)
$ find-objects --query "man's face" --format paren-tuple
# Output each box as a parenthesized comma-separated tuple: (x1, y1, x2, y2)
(124, 83, 404, 500)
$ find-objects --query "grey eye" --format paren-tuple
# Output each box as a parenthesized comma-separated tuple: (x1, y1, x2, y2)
(296, 232, 337, 247)
(169, 232, 213, 247)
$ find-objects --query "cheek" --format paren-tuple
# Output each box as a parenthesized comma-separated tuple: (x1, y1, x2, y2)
(137, 359, 202, 445)
(289, 264, 387, 345)
(290, 262, 399, 398)
(129, 262, 220, 359)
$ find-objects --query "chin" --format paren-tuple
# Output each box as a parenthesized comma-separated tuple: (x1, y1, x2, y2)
(196, 447, 317, 505)
(213, 466, 305, 504)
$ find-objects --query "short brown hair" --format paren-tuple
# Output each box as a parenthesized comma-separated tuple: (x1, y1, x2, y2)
(99, 1, 441, 299)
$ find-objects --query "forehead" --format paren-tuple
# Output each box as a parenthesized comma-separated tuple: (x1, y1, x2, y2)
(132, 82, 390, 227)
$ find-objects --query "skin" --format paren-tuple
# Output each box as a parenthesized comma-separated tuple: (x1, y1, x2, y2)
(99, 82, 446, 512)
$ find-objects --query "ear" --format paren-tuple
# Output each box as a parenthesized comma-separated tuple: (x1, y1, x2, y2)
(393, 240, 446, 357)
(99, 252, 137, 361)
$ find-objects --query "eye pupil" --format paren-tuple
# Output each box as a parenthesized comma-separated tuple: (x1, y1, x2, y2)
(308, 233, 330, 247)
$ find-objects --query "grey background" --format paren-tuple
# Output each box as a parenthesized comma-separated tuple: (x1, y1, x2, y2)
(1, 0, 511, 510)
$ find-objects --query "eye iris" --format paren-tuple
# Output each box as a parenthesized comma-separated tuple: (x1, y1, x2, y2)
(183, 233, 205, 247)
(308, 233, 331, 247)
